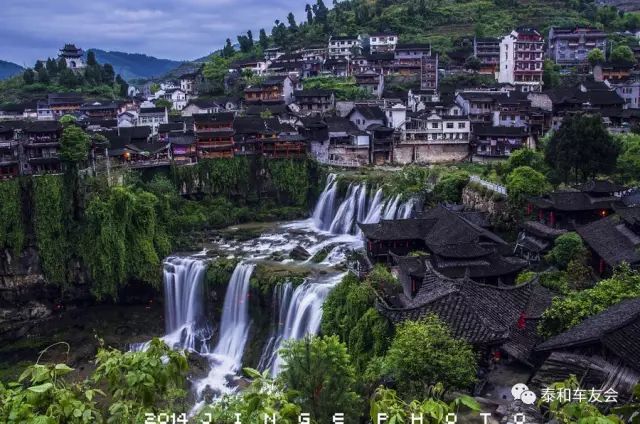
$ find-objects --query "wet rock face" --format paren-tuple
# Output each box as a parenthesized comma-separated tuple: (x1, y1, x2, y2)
(289, 245, 311, 260)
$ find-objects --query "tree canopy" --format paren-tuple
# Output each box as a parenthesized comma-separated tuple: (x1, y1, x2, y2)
(378, 315, 477, 398)
(544, 114, 620, 184)
(59, 125, 91, 164)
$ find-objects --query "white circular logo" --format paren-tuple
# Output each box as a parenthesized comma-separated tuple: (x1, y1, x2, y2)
(511, 383, 529, 400)
(521, 390, 537, 405)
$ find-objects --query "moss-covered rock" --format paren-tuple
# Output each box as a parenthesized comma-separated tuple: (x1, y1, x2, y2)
(249, 262, 309, 297)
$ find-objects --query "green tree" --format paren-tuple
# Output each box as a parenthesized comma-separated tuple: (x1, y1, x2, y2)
(587, 48, 605, 66)
(432, 171, 470, 203)
(616, 133, 640, 183)
(505, 166, 550, 205)
(86, 50, 98, 67)
(545, 232, 588, 270)
(45, 58, 58, 75)
(610, 45, 637, 68)
(101, 63, 115, 84)
(502, 148, 547, 176)
(203, 56, 231, 94)
(22, 68, 35, 84)
(115, 74, 129, 97)
(222, 38, 235, 58)
(543, 59, 561, 88)
(37, 68, 50, 84)
(154, 98, 172, 110)
(149, 82, 160, 94)
(259, 29, 269, 49)
(278, 335, 361, 422)
(544, 114, 620, 184)
(287, 12, 298, 31)
(380, 315, 477, 398)
(59, 125, 91, 164)
(464, 55, 482, 72)
(58, 68, 78, 88)
(539, 263, 640, 337)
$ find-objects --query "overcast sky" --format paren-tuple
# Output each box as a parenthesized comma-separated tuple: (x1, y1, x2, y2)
(1, 0, 310, 66)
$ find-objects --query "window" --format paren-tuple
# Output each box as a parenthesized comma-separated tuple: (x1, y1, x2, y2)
(431, 123, 438, 129)
(458, 122, 465, 129)
(446, 122, 454, 129)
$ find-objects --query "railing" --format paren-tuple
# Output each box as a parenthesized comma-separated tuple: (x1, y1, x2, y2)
(316, 157, 361, 168)
(469, 175, 508, 196)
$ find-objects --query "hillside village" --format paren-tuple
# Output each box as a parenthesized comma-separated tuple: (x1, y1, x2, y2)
(1, 21, 640, 174)
(2, 1, 640, 422)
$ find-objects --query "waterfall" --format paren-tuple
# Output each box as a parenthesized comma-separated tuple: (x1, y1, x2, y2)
(258, 276, 342, 376)
(329, 184, 361, 234)
(257, 282, 294, 372)
(363, 188, 385, 224)
(397, 198, 415, 219)
(312, 174, 338, 231)
(195, 262, 255, 397)
(383, 195, 401, 220)
(130, 257, 210, 353)
(313, 176, 417, 235)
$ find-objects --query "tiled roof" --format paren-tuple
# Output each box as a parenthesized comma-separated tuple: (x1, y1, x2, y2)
(536, 297, 640, 372)
(530, 191, 621, 212)
(380, 263, 552, 347)
(577, 215, 640, 267)
(349, 105, 386, 121)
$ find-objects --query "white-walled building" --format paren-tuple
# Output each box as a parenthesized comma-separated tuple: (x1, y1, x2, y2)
(498, 29, 544, 92)
(328, 35, 362, 60)
(369, 33, 398, 53)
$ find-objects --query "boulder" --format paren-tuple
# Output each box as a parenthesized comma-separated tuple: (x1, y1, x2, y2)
(289, 245, 311, 260)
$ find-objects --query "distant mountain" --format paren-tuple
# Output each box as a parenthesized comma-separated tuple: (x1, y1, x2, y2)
(0, 60, 24, 80)
(87, 49, 184, 81)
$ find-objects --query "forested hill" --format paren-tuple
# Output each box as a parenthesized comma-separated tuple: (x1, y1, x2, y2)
(0, 60, 24, 80)
(87, 49, 184, 81)
(245, 0, 638, 60)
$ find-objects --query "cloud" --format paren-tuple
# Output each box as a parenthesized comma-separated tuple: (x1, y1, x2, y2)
(0, 0, 309, 65)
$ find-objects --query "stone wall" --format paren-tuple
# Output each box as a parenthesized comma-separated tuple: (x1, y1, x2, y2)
(394, 143, 469, 165)
(461, 185, 508, 218)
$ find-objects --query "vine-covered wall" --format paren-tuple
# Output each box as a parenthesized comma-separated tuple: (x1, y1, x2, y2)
(0, 179, 24, 255)
(171, 157, 326, 209)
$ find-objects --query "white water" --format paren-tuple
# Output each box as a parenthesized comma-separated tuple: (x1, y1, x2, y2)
(313, 174, 416, 234)
(194, 263, 255, 397)
(136, 173, 416, 411)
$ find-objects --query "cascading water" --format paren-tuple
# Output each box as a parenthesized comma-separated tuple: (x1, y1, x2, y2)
(257, 282, 294, 372)
(363, 188, 385, 224)
(258, 275, 342, 376)
(130, 257, 210, 353)
(195, 262, 255, 397)
(312, 174, 338, 231)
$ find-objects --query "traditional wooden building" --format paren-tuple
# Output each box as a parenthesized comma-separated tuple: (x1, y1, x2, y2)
(0, 125, 19, 178)
(194, 112, 235, 159)
(169, 132, 197, 164)
(534, 297, 640, 396)
(359, 205, 527, 284)
(80, 101, 118, 119)
(472, 124, 531, 159)
(22, 121, 63, 175)
(577, 205, 640, 275)
(293, 89, 335, 115)
(378, 261, 552, 365)
(528, 181, 626, 230)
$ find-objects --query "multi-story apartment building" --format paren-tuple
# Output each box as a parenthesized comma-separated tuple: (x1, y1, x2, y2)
(392, 44, 439, 91)
(328, 35, 362, 60)
(0, 125, 19, 179)
(498, 29, 544, 92)
(548, 27, 607, 68)
(138, 107, 169, 133)
(369, 33, 398, 53)
(194, 112, 235, 159)
(612, 80, 640, 109)
(473, 37, 501, 75)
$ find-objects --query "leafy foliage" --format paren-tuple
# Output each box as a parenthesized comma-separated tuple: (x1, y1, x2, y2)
(545, 232, 588, 270)
(33, 175, 70, 287)
(432, 171, 470, 204)
(197, 368, 300, 424)
(370, 385, 481, 424)
(81, 186, 170, 300)
(0, 179, 24, 254)
(321, 273, 393, 372)
(545, 114, 620, 184)
(60, 125, 91, 164)
(505, 166, 550, 206)
(278, 335, 361, 423)
(0, 339, 186, 424)
(615, 133, 640, 184)
(303, 76, 372, 100)
(539, 263, 640, 338)
(379, 315, 477, 398)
